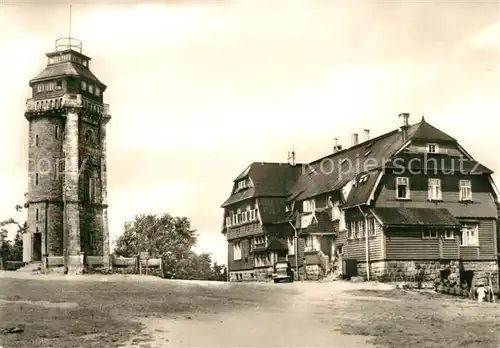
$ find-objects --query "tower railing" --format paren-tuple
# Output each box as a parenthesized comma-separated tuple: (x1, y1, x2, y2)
(55, 37, 82, 53)
(26, 95, 110, 115)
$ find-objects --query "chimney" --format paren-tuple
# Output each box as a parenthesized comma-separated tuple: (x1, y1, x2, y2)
(287, 145, 296, 166)
(398, 113, 410, 142)
(364, 129, 370, 142)
(332, 137, 343, 153)
(351, 133, 359, 146)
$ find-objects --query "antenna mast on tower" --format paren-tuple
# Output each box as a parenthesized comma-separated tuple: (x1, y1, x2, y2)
(69, 5, 72, 39)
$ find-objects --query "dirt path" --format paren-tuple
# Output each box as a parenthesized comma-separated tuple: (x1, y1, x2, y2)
(121, 281, 393, 347)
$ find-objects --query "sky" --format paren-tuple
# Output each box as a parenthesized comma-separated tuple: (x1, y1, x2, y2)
(0, 0, 499, 265)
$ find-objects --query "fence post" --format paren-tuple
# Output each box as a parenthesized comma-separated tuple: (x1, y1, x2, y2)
(159, 256, 164, 278)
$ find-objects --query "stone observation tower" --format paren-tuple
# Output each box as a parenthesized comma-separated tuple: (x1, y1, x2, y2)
(23, 35, 111, 274)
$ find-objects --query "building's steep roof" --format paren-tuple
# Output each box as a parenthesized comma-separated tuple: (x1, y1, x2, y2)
(222, 117, 495, 216)
(373, 207, 461, 227)
(385, 153, 492, 174)
(221, 162, 301, 207)
(287, 123, 421, 202)
(29, 62, 105, 87)
(343, 171, 381, 208)
(411, 117, 456, 142)
(258, 197, 291, 224)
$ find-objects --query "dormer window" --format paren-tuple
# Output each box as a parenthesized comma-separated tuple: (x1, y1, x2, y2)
(427, 143, 439, 154)
(303, 199, 315, 213)
(237, 180, 247, 190)
(83, 60, 88, 67)
(358, 173, 369, 184)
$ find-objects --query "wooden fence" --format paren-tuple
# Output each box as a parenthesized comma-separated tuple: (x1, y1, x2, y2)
(1, 254, 164, 276)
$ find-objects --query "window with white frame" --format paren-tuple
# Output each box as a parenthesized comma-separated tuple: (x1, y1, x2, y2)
(233, 241, 242, 260)
(427, 143, 439, 154)
(422, 229, 438, 239)
(254, 253, 270, 267)
(254, 236, 266, 249)
(303, 199, 315, 213)
(305, 235, 321, 251)
(428, 178, 442, 200)
(225, 216, 232, 227)
(249, 208, 256, 221)
(459, 180, 472, 201)
(81, 81, 87, 91)
(359, 220, 365, 238)
(367, 217, 375, 236)
(354, 221, 360, 238)
(460, 223, 479, 246)
(444, 230, 455, 240)
(233, 208, 240, 224)
(231, 211, 236, 225)
(36, 84, 44, 93)
(237, 180, 247, 190)
(396, 177, 410, 199)
(46, 82, 55, 91)
(288, 236, 295, 255)
(349, 221, 359, 239)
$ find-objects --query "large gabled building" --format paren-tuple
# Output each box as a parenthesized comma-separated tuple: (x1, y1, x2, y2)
(221, 113, 499, 285)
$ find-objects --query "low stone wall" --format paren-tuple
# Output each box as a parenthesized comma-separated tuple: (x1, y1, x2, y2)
(355, 260, 498, 287)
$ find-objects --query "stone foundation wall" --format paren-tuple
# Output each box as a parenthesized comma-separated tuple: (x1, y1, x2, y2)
(304, 264, 323, 280)
(462, 261, 498, 288)
(356, 260, 498, 286)
(357, 261, 386, 279)
(229, 267, 273, 282)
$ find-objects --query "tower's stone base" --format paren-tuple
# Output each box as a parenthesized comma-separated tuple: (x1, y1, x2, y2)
(67, 255, 84, 275)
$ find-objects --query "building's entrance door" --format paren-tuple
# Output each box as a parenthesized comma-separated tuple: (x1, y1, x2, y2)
(33, 233, 42, 261)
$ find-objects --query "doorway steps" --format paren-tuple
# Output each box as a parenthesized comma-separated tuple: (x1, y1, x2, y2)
(16, 262, 42, 273)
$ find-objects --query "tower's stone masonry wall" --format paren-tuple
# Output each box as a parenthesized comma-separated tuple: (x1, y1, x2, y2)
(28, 116, 64, 203)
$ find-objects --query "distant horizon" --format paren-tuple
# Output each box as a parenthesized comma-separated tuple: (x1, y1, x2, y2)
(1, 1, 499, 265)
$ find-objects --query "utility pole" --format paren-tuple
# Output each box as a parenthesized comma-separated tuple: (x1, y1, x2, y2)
(288, 220, 299, 280)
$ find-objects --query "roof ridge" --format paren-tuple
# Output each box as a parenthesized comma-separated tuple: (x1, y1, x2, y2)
(308, 128, 400, 165)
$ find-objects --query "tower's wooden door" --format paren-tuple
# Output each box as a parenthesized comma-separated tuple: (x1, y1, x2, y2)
(33, 233, 42, 261)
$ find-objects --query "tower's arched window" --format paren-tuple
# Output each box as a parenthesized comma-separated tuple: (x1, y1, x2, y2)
(49, 100, 53, 109)
(35, 173, 39, 186)
(55, 126, 59, 139)
(35, 134, 39, 146)
(55, 99, 59, 108)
